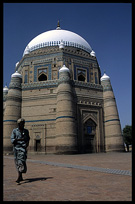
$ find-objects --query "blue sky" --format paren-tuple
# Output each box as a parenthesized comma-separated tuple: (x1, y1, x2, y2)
(3, 3, 132, 129)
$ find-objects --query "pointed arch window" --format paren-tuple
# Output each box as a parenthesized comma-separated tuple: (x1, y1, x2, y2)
(78, 74, 85, 81)
(38, 73, 47, 81)
(38, 68, 48, 81)
(77, 69, 86, 82)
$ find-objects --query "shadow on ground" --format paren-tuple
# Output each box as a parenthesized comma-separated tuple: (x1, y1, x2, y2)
(20, 177, 53, 184)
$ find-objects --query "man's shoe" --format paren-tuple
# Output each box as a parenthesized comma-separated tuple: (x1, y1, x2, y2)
(16, 179, 21, 185)
(16, 176, 23, 184)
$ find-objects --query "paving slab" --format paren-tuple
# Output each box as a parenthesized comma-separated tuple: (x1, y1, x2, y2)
(3, 152, 132, 201)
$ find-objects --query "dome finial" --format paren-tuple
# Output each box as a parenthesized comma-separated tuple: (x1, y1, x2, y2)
(56, 20, 61, 30)
(57, 20, 60, 27)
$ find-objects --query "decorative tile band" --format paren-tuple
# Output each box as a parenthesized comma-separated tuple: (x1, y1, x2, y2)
(3, 120, 17, 122)
(104, 119, 120, 123)
(3, 116, 75, 123)
(25, 119, 56, 123)
(22, 80, 103, 91)
(56, 116, 75, 120)
(22, 80, 59, 90)
(73, 80, 103, 90)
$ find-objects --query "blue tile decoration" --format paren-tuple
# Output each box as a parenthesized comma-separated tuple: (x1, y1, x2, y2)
(22, 80, 59, 90)
(22, 79, 103, 91)
(104, 119, 120, 123)
(74, 65, 89, 82)
(3, 120, 17, 122)
(34, 64, 51, 82)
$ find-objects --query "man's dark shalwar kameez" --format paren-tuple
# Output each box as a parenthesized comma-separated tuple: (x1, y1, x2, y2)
(11, 128, 30, 174)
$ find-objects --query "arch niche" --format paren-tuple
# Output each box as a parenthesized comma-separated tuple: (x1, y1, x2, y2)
(83, 117, 97, 153)
(78, 74, 85, 82)
(38, 73, 47, 81)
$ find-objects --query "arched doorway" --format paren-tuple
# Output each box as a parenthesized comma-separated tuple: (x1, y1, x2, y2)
(34, 139, 41, 152)
(83, 118, 97, 153)
(34, 134, 41, 152)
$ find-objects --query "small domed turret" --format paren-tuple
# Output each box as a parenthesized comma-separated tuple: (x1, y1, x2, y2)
(90, 50, 96, 57)
(15, 62, 19, 67)
(59, 40, 65, 49)
(3, 85, 8, 93)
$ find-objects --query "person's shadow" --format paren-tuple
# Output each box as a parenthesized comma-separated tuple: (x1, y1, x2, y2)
(20, 177, 53, 184)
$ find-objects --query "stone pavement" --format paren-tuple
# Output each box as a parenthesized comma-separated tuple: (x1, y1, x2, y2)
(3, 152, 132, 201)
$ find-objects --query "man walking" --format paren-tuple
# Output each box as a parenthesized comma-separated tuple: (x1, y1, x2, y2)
(11, 118, 30, 184)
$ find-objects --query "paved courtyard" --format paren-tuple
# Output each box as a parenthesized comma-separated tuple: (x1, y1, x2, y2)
(3, 152, 132, 201)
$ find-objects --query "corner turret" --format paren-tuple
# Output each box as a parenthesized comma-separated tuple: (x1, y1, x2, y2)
(3, 71, 22, 152)
(101, 71, 124, 151)
(56, 65, 77, 153)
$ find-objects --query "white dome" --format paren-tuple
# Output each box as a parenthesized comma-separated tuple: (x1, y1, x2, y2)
(23, 28, 92, 56)
(11, 71, 22, 78)
(100, 73, 110, 81)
